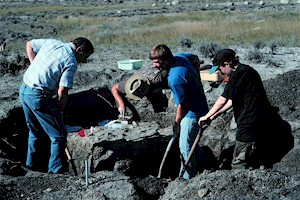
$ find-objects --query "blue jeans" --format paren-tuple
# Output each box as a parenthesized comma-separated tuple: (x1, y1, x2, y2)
(179, 117, 210, 179)
(19, 83, 66, 173)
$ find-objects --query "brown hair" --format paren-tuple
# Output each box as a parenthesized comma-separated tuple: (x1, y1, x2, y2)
(72, 37, 94, 55)
(149, 44, 174, 61)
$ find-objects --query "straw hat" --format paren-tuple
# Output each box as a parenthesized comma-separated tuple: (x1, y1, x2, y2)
(125, 73, 150, 100)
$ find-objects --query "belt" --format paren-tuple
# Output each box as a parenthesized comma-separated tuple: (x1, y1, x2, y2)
(22, 83, 56, 98)
(23, 83, 43, 91)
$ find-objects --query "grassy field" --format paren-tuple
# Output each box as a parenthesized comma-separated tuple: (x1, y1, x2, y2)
(95, 11, 299, 46)
(1, 2, 299, 53)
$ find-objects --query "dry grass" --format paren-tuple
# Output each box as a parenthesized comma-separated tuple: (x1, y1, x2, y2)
(96, 11, 300, 47)
(1, 2, 299, 52)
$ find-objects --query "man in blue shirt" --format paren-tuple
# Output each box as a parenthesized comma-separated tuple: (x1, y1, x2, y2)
(149, 44, 210, 179)
(19, 37, 94, 174)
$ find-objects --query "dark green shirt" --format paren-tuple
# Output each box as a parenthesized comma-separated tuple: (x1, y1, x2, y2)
(222, 64, 273, 142)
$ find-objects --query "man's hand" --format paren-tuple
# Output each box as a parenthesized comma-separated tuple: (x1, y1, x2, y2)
(118, 106, 125, 118)
(198, 116, 211, 128)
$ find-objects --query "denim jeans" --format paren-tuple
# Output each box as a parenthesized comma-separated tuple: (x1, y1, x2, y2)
(179, 117, 210, 179)
(19, 83, 66, 173)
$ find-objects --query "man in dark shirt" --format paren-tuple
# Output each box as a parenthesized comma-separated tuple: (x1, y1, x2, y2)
(198, 49, 277, 169)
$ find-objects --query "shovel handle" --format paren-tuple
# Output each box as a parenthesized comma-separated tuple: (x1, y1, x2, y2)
(65, 147, 72, 160)
(179, 128, 203, 178)
(65, 146, 78, 176)
(157, 136, 176, 178)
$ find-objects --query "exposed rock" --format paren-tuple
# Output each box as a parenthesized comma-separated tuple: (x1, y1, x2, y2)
(280, 0, 289, 4)
(171, 0, 179, 6)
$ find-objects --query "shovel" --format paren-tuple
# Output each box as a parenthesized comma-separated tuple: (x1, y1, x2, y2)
(179, 121, 210, 178)
(65, 146, 78, 176)
(157, 132, 179, 178)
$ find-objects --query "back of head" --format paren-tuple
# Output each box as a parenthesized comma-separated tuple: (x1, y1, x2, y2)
(72, 37, 94, 55)
(149, 44, 174, 61)
(213, 49, 236, 66)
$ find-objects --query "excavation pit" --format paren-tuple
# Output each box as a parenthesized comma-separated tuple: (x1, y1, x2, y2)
(0, 88, 180, 180)
(0, 89, 182, 199)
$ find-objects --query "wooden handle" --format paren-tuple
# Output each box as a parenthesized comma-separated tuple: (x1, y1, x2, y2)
(65, 147, 72, 160)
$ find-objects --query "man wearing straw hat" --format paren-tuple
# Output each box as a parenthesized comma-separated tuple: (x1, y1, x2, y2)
(111, 47, 171, 122)
(111, 73, 151, 122)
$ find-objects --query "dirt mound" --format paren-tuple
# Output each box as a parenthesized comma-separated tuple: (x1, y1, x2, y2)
(264, 69, 300, 121)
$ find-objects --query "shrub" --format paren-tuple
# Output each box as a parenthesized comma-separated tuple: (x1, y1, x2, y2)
(198, 40, 223, 59)
(268, 37, 285, 53)
(246, 49, 271, 64)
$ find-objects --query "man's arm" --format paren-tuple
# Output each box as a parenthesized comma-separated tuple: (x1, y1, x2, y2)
(111, 83, 125, 115)
(199, 96, 231, 123)
(211, 99, 232, 119)
(173, 101, 189, 134)
(26, 40, 37, 63)
(175, 101, 189, 124)
(151, 70, 169, 89)
(57, 86, 69, 111)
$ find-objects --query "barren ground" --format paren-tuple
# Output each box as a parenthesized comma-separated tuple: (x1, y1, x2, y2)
(0, 1, 300, 200)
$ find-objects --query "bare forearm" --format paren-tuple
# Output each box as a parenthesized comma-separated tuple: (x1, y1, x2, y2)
(205, 96, 229, 119)
(111, 84, 125, 109)
(211, 99, 232, 119)
(26, 41, 37, 63)
(173, 103, 186, 135)
(175, 104, 184, 124)
(175, 101, 189, 123)
(57, 86, 69, 111)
